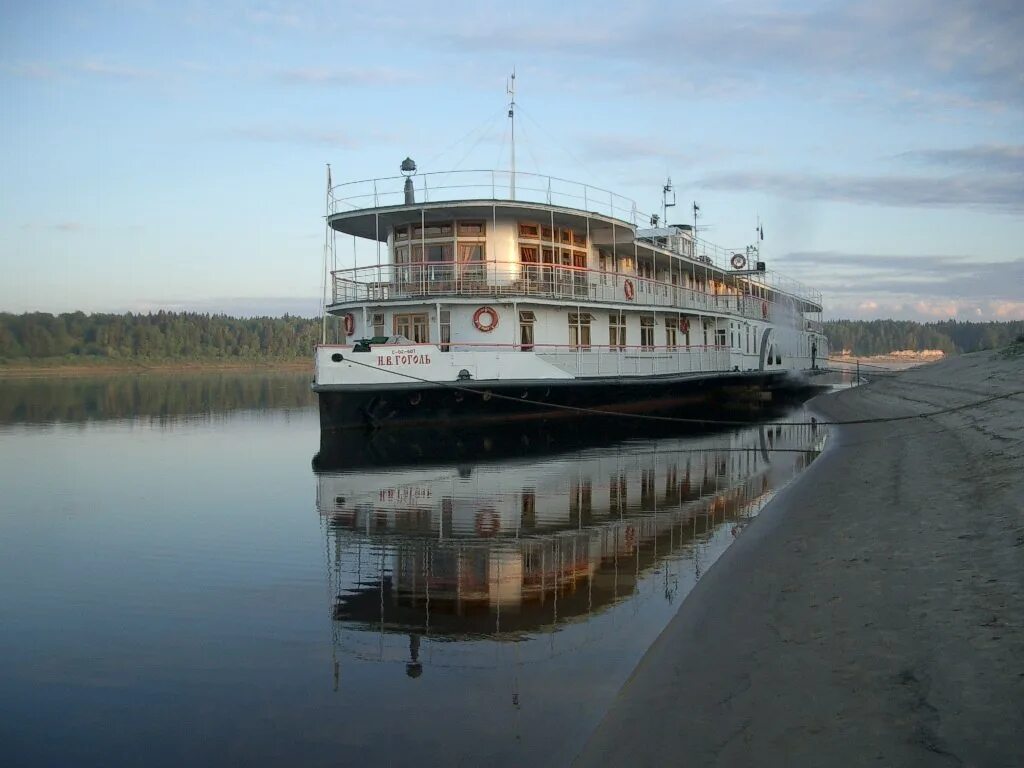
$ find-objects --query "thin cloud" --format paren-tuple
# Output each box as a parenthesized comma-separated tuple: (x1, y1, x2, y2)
(775, 252, 1024, 303)
(698, 171, 1024, 213)
(232, 126, 388, 148)
(276, 67, 420, 87)
(437, 0, 1023, 105)
(51, 222, 84, 232)
(5, 58, 158, 81)
(578, 135, 695, 165)
(896, 144, 1024, 173)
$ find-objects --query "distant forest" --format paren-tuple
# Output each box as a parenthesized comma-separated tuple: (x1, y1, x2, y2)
(0, 311, 1022, 362)
(823, 319, 1024, 356)
(0, 312, 333, 361)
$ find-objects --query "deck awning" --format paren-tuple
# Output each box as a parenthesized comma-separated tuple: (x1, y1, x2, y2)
(327, 199, 633, 242)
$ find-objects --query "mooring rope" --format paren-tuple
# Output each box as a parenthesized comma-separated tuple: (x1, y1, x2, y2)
(333, 354, 1023, 428)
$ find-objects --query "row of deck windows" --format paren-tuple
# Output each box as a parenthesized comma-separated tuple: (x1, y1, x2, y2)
(370, 311, 771, 355)
(393, 221, 486, 240)
(388, 221, 753, 302)
(518, 222, 588, 247)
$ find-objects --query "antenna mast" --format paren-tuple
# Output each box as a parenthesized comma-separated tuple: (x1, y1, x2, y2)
(507, 70, 516, 199)
(662, 176, 676, 227)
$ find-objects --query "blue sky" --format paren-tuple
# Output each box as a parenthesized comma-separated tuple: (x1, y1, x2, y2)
(2, 0, 1022, 320)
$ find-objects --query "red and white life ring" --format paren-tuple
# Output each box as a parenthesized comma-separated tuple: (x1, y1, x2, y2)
(343, 313, 355, 335)
(624, 279, 635, 301)
(473, 306, 499, 332)
(761, 301, 769, 319)
(730, 253, 747, 270)
(681, 317, 690, 333)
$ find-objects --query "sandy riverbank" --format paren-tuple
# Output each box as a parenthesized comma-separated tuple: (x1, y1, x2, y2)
(575, 348, 1024, 767)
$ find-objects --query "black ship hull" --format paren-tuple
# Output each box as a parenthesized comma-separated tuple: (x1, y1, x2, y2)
(316, 370, 826, 432)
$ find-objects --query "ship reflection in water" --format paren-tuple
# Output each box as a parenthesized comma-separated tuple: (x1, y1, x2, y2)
(315, 415, 826, 696)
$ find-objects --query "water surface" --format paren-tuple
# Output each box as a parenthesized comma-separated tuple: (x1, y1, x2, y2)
(0, 372, 825, 767)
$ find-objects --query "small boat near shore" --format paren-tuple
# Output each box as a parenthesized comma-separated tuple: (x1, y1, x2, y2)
(313, 96, 828, 430)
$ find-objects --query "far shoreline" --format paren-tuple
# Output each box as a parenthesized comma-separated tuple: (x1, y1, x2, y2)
(0, 359, 313, 379)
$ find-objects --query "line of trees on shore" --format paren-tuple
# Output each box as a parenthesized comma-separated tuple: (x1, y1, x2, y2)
(0, 312, 334, 361)
(0, 311, 1022, 362)
(824, 319, 1024, 356)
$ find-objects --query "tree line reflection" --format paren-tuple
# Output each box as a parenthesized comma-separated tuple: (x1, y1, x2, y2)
(0, 372, 314, 424)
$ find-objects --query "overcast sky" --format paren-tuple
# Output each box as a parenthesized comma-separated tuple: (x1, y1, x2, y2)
(2, 0, 1022, 320)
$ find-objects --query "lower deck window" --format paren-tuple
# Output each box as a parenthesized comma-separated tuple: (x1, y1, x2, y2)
(665, 318, 678, 350)
(439, 310, 450, 351)
(519, 310, 535, 351)
(394, 313, 430, 343)
(640, 317, 654, 350)
(609, 313, 626, 349)
(569, 313, 592, 350)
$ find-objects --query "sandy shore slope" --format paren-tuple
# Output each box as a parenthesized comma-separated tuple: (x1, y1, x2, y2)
(575, 349, 1023, 767)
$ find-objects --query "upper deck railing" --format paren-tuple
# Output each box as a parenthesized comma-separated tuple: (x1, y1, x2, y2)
(330, 261, 822, 328)
(329, 169, 640, 222)
(328, 169, 822, 311)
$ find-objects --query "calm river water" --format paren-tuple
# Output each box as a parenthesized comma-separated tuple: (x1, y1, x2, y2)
(0, 372, 826, 767)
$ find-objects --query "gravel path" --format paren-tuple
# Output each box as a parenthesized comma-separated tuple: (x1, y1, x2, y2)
(575, 349, 1024, 767)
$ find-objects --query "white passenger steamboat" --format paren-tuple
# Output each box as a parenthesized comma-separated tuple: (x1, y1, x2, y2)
(314, 94, 828, 430)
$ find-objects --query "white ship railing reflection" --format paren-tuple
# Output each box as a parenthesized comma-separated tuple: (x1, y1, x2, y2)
(317, 420, 826, 660)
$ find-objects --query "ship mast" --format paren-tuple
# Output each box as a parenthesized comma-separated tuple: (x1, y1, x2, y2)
(507, 70, 516, 199)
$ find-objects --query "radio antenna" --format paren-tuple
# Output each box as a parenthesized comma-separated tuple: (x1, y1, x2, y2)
(507, 69, 516, 199)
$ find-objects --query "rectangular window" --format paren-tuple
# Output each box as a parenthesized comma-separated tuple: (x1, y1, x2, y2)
(541, 225, 554, 241)
(568, 312, 592, 350)
(519, 311, 535, 352)
(394, 313, 430, 343)
(413, 222, 453, 239)
(458, 243, 485, 284)
(640, 317, 655, 350)
(609, 313, 626, 349)
(519, 222, 540, 239)
(457, 221, 485, 237)
(394, 246, 410, 263)
(411, 243, 453, 263)
(520, 246, 539, 263)
(394, 226, 409, 241)
(716, 328, 727, 347)
(372, 312, 385, 338)
(560, 228, 572, 244)
(573, 231, 587, 247)
(440, 310, 451, 352)
(665, 317, 678, 350)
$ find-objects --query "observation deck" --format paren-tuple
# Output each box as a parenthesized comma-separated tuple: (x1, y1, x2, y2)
(326, 169, 823, 315)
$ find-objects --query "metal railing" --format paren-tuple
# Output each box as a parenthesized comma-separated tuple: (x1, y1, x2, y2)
(330, 261, 809, 325)
(329, 169, 640, 223)
(328, 168, 823, 310)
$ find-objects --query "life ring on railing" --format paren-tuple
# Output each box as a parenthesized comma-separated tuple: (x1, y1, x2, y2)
(343, 313, 355, 335)
(473, 306, 499, 332)
(475, 509, 500, 537)
(624, 279, 635, 301)
(731, 253, 747, 270)
(681, 318, 690, 333)
(761, 301, 769, 319)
